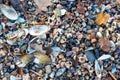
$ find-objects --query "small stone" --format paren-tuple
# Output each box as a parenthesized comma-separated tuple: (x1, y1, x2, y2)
(55, 68, 66, 77)
(49, 72, 55, 78)
(52, 47, 61, 57)
(45, 65, 51, 74)
(96, 32, 102, 38)
(58, 54, 64, 59)
(91, 38, 97, 43)
(66, 51, 72, 56)
(85, 51, 96, 62)
(61, 9, 66, 16)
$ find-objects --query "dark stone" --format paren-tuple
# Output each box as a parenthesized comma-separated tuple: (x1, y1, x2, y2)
(85, 51, 96, 62)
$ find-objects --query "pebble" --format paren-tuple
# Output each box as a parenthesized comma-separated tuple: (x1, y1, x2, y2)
(49, 72, 55, 78)
(52, 47, 61, 57)
(55, 68, 66, 77)
(45, 65, 51, 74)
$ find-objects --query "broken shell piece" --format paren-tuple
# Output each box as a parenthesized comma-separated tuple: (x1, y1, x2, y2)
(6, 38, 17, 45)
(17, 29, 29, 40)
(52, 47, 61, 57)
(95, 60, 102, 79)
(6, 31, 18, 40)
(60, 9, 66, 16)
(110, 41, 116, 51)
(98, 55, 111, 61)
(33, 52, 51, 64)
(16, 54, 34, 67)
(99, 37, 110, 52)
(30, 43, 46, 53)
(38, 34, 46, 40)
(0, 4, 18, 20)
(29, 25, 50, 36)
(96, 32, 103, 38)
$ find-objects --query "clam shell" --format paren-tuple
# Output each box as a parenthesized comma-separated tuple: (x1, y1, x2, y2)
(29, 25, 50, 36)
(0, 4, 18, 20)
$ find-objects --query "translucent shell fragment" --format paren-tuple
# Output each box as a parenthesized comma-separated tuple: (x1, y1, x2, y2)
(96, 13, 110, 25)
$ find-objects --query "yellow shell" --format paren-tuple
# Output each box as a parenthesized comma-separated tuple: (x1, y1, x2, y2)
(96, 13, 110, 25)
(33, 52, 51, 64)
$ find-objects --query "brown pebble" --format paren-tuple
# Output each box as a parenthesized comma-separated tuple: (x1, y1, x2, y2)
(58, 54, 64, 59)
(91, 38, 97, 43)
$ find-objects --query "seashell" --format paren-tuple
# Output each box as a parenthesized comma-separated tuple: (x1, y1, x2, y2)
(85, 47, 95, 51)
(52, 47, 61, 57)
(10, 75, 17, 80)
(27, 37, 38, 54)
(0, 49, 6, 56)
(96, 32, 103, 38)
(0, 4, 18, 20)
(33, 52, 51, 64)
(6, 38, 17, 45)
(98, 55, 111, 61)
(115, 41, 120, 46)
(85, 51, 96, 62)
(110, 41, 116, 51)
(111, 66, 116, 73)
(54, 8, 61, 17)
(45, 65, 51, 74)
(17, 17, 25, 23)
(17, 29, 29, 40)
(95, 60, 101, 79)
(29, 25, 50, 36)
(6, 31, 18, 40)
(30, 43, 46, 53)
(55, 68, 66, 77)
(60, 9, 66, 16)
(95, 13, 110, 25)
(38, 34, 46, 40)
(16, 54, 34, 67)
(49, 72, 55, 78)
(98, 37, 110, 52)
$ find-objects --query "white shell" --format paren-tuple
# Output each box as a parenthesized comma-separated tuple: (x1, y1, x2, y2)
(95, 60, 101, 78)
(0, 4, 18, 20)
(98, 55, 111, 61)
(60, 9, 66, 16)
(17, 29, 29, 40)
(7, 39, 17, 45)
(29, 25, 50, 36)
